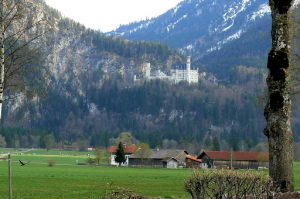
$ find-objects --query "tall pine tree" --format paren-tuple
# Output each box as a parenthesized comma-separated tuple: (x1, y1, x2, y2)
(115, 142, 126, 166)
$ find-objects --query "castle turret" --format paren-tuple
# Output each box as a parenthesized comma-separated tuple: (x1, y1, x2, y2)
(187, 56, 191, 84)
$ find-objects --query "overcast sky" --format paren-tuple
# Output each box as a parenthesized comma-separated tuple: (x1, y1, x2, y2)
(44, 0, 182, 32)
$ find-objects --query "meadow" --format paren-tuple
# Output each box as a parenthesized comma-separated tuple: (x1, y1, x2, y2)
(0, 149, 297, 199)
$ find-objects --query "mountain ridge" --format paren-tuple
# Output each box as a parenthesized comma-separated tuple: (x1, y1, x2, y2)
(109, 0, 300, 79)
(110, 0, 271, 57)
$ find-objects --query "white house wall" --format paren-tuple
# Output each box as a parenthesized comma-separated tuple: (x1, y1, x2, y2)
(110, 154, 131, 166)
(167, 159, 178, 169)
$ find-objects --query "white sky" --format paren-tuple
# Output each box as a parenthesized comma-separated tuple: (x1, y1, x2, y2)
(44, 0, 183, 32)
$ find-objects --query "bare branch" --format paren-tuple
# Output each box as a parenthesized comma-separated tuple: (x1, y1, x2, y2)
(4, 18, 46, 45)
(5, 33, 44, 60)
(3, 2, 23, 33)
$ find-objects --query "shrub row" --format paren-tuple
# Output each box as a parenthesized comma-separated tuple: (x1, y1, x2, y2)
(101, 186, 151, 199)
(185, 170, 276, 199)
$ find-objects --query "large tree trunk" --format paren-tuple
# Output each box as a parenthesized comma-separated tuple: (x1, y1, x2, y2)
(264, 0, 294, 192)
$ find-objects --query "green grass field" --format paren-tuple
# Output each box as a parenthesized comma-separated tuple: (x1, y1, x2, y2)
(0, 162, 191, 199)
(0, 149, 297, 199)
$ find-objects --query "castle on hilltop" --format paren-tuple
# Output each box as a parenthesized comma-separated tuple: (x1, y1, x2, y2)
(135, 56, 199, 84)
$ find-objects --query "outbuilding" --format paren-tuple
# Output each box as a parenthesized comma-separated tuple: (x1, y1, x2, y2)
(198, 150, 268, 169)
(163, 157, 178, 169)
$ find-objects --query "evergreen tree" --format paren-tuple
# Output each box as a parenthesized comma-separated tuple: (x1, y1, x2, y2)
(115, 142, 126, 166)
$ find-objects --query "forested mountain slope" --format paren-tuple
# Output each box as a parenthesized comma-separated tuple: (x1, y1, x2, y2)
(2, 0, 300, 152)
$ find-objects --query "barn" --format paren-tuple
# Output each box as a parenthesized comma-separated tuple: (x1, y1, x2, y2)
(129, 149, 188, 168)
(198, 150, 269, 169)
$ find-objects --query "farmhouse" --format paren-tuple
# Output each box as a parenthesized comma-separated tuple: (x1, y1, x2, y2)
(108, 145, 138, 166)
(198, 150, 269, 169)
(129, 149, 188, 168)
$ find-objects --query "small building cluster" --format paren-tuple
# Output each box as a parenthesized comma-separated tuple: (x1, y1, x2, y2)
(108, 146, 269, 170)
(134, 56, 199, 85)
(129, 149, 189, 168)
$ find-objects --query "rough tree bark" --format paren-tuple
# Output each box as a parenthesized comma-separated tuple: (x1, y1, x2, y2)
(264, 0, 295, 192)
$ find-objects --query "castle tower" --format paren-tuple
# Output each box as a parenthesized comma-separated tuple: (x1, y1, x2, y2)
(145, 62, 151, 79)
(186, 56, 191, 84)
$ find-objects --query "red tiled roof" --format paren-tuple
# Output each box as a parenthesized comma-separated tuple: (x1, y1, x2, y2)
(186, 155, 202, 163)
(198, 151, 269, 162)
(108, 145, 138, 154)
